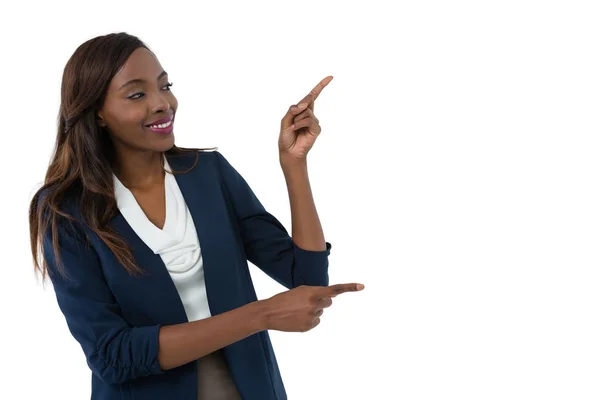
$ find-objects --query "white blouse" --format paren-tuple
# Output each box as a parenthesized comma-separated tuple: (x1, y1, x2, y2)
(112, 155, 212, 322)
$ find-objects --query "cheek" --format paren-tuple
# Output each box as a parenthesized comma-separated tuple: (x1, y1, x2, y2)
(125, 108, 147, 127)
(107, 108, 147, 144)
(118, 109, 148, 140)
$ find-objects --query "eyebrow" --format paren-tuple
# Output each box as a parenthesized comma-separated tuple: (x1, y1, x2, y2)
(118, 70, 168, 91)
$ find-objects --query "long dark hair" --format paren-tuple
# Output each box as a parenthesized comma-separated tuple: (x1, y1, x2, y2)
(29, 32, 215, 283)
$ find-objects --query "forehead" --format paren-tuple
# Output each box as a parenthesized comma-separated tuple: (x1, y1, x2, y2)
(109, 47, 164, 90)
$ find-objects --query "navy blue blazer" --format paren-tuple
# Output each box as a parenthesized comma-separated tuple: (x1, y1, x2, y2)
(41, 149, 332, 400)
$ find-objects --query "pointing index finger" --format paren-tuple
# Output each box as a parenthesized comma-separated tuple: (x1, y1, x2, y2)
(298, 76, 333, 110)
(326, 283, 365, 297)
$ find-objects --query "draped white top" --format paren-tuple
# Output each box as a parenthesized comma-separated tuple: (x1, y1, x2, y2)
(112, 155, 211, 322)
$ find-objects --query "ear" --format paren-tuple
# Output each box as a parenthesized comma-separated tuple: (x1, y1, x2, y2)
(97, 113, 106, 128)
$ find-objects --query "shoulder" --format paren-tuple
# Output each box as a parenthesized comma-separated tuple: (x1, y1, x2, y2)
(165, 146, 221, 167)
(36, 184, 86, 241)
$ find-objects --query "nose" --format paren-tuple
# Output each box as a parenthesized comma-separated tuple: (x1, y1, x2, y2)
(149, 92, 172, 114)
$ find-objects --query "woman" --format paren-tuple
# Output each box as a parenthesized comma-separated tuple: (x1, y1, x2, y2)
(28, 32, 364, 399)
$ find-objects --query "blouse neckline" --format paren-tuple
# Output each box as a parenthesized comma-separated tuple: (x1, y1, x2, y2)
(112, 155, 188, 255)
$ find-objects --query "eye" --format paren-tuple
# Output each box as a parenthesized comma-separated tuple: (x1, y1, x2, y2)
(128, 82, 174, 100)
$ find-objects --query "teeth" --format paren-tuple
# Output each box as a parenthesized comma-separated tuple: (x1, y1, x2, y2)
(150, 120, 172, 129)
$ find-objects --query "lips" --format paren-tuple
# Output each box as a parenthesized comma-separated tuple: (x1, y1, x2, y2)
(145, 115, 174, 127)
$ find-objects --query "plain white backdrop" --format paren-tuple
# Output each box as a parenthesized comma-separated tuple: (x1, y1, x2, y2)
(1, 0, 599, 399)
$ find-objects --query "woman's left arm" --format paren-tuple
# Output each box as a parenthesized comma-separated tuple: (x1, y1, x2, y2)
(279, 158, 327, 252)
(276, 75, 338, 277)
(217, 76, 337, 289)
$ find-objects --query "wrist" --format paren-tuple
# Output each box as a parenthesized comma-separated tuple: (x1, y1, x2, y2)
(279, 154, 307, 169)
(250, 299, 274, 332)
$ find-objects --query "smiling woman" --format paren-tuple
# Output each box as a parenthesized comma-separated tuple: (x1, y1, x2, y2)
(96, 48, 179, 155)
(28, 31, 360, 400)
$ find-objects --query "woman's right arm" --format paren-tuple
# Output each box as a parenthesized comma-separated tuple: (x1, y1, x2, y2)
(157, 301, 264, 371)
(156, 282, 362, 371)
(43, 217, 362, 383)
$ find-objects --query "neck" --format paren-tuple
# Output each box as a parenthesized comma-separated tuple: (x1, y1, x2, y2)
(112, 146, 165, 190)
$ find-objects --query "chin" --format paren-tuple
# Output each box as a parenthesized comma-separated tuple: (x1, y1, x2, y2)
(154, 135, 175, 152)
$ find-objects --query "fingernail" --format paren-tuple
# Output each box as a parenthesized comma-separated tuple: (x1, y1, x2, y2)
(298, 103, 308, 109)
(356, 284, 364, 290)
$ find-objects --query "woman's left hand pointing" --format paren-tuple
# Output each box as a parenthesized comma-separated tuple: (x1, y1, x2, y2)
(278, 76, 333, 163)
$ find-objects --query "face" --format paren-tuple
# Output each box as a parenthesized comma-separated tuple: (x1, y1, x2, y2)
(97, 47, 177, 153)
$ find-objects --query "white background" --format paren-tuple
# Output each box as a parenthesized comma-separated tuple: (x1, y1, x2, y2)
(1, 0, 599, 399)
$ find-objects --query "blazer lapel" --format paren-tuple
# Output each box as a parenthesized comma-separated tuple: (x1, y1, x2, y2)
(167, 150, 237, 316)
(109, 210, 189, 324)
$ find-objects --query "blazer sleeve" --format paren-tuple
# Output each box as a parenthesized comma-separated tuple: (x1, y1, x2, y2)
(213, 150, 331, 288)
(42, 216, 163, 384)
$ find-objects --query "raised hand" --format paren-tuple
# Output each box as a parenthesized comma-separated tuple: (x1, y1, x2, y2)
(278, 76, 333, 163)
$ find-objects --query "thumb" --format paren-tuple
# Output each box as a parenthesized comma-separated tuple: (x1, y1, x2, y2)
(281, 103, 308, 131)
